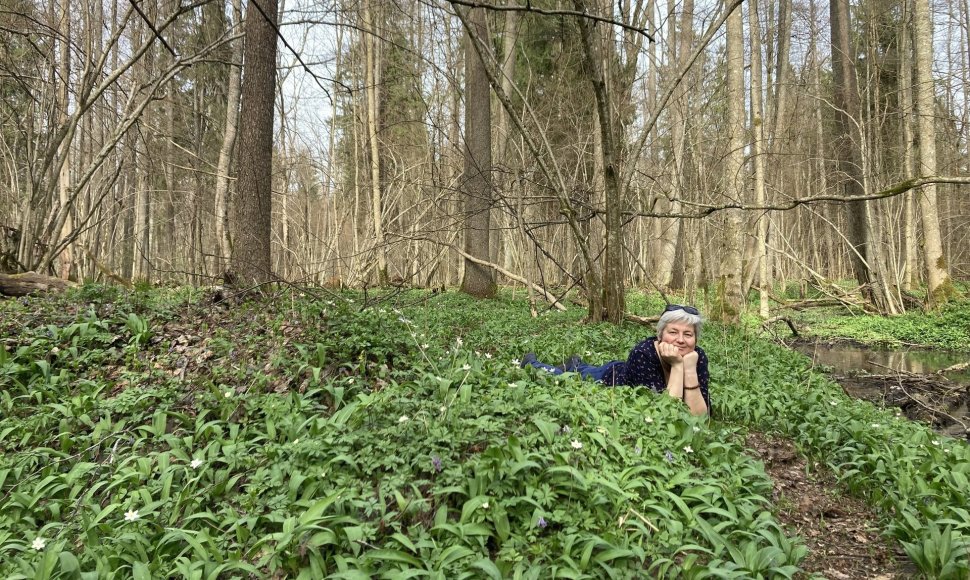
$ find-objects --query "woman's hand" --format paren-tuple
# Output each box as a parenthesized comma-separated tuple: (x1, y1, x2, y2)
(682, 350, 699, 367)
(655, 340, 685, 365)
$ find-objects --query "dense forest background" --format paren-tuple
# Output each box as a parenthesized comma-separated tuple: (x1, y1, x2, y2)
(2, 0, 968, 319)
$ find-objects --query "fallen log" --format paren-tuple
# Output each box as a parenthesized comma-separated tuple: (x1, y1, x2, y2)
(0, 272, 77, 297)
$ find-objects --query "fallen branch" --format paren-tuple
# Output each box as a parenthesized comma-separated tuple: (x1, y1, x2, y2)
(762, 316, 799, 337)
(937, 362, 970, 375)
(0, 272, 77, 297)
(449, 245, 568, 312)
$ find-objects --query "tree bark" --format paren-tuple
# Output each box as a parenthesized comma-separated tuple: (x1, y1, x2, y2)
(0, 273, 77, 296)
(656, 0, 693, 291)
(56, 0, 74, 281)
(899, 0, 917, 291)
(214, 0, 242, 274)
(749, 0, 769, 318)
(913, 0, 955, 306)
(363, 0, 387, 285)
(830, 0, 894, 312)
(459, 6, 497, 298)
(575, 0, 625, 323)
(715, 5, 745, 324)
(229, 0, 278, 286)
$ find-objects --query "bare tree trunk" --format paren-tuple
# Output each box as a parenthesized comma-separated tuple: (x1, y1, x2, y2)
(214, 0, 242, 275)
(574, 0, 629, 323)
(56, 0, 74, 280)
(459, 6, 496, 298)
(656, 0, 693, 290)
(913, 0, 955, 306)
(229, 0, 278, 286)
(715, 5, 745, 324)
(899, 0, 917, 291)
(363, 0, 387, 285)
(749, 0, 769, 318)
(830, 0, 895, 311)
(132, 10, 154, 283)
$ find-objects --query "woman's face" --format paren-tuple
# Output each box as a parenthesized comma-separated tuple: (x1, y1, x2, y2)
(660, 322, 697, 356)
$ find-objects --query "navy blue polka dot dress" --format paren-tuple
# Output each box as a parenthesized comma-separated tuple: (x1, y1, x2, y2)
(598, 337, 711, 412)
(524, 337, 711, 412)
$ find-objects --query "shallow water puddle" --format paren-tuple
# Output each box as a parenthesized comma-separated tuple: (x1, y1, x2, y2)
(791, 342, 970, 438)
(793, 343, 970, 384)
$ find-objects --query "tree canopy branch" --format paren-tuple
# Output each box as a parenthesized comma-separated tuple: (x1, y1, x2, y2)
(444, 0, 655, 42)
(626, 176, 970, 219)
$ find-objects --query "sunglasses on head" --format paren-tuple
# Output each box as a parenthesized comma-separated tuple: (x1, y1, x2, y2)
(664, 304, 700, 315)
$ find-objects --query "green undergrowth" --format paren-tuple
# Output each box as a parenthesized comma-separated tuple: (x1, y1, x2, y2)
(0, 286, 967, 578)
(771, 285, 970, 351)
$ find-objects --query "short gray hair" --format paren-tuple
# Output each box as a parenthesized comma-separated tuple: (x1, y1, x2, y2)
(656, 308, 703, 340)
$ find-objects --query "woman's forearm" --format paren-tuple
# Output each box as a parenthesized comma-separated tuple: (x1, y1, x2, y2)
(682, 365, 708, 415)
(665, 363, 685, 400)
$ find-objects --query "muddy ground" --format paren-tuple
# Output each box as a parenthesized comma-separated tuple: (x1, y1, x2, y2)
(746, 432, 918, 578)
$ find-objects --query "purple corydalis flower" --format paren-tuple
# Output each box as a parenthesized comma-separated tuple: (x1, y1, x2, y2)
(665, 450, 675, 463)
(432, 455, 442, 472)
(537, 516, 547, 528)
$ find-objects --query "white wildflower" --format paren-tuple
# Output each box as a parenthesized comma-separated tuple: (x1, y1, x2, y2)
(644, 416, 654, 423)
(190, 458, 203, 469)
(571, 440, 583, 450)
(830, 400, 838, 406)
(440, 406, 447, 412)
(871, 424, 880, 428)
(932, 440, 940, 446)
(482, 502, 489, 509)
(484, 353, 492, 359)
(124, 509, 140, 522)
(31, 537, 45, 551)
(421, 344, 429, 349)
(462, 364, 471, 371)
(596, 427, 607, 435)
(507, 382, 517, 388)
(455, 337, 463, 347)
(683, 446, 693, 454)
(224, 391, 232, 398)
(512, 359, 521, 366)
(398, 415, 409, 424)
(692, 426, 700, 432)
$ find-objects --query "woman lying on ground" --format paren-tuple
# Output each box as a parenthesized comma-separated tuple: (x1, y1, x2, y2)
(522, 305, 710, 416)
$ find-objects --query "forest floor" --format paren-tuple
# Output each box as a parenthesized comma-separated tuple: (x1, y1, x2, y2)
(765, 329, 970, 577)
(745, 432, 917, 579)
(2, 287, 964, 576)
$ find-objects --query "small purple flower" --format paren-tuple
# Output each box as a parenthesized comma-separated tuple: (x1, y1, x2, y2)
(431, 455, 442, 472)
(537, 516, 547, 529)
(664, 450, 675, 463)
